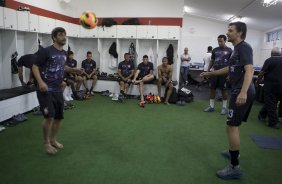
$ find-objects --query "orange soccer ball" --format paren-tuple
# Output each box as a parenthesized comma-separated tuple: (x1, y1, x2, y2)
(80, 11, 98, 29)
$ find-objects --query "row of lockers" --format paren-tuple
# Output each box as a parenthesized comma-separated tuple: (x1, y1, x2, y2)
(0, 7, 180, 40)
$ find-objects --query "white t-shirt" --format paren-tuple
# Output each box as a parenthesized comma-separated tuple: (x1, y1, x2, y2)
(181, 54, 191, 67)
(203, 52, 212, 71)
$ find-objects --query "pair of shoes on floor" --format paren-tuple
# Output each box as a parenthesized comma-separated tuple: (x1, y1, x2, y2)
(101, 90, 111, 96)
(203, 106, 227, 115)
(176, 101, 186, 106)
(12, 114, 28, 123)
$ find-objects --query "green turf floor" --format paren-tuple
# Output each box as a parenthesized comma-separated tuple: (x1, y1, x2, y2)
(0, 95, 282, 184)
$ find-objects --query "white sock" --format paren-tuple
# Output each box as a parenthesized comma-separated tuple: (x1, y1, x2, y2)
(210, 99, 215, 108)
(223, 100, 227, 108)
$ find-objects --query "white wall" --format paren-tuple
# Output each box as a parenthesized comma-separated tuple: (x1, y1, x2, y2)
(181, 15, 264, 66)
(15, 0, 184, 18)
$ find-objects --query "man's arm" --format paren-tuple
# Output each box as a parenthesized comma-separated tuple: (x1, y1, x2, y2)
(236, 64, 254, 106)
(64, 66, 83, 75)
(157, 66, 162, 79)
(200, 66, 229, 78)
(18, 66, 25, 85)
(207, 59, 214, 72)
(32, 64, 48, 92)
(118, 69, 126, 81)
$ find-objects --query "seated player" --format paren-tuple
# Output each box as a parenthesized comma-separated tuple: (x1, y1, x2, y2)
(157, 57, 173, 105)
(81, 51, 97, 95)
(64, 51, 84, 100)
(118, 53, 135, 98)
(17, 54, 37, 86)
(132, 55, 155, 107)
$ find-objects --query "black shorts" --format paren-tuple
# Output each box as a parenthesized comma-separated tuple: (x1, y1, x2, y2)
(36, 91, 64, 119)
(83, 74, 96, 80)
(119, 76, 133, 84)
(209, 75, 227, 90)
(227, 89, 255, 126)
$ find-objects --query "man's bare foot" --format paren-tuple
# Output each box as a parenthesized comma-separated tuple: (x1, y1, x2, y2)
(45, 143, 57, 155)
(164, 101, 170, 105)
(50, 140, 64, 149)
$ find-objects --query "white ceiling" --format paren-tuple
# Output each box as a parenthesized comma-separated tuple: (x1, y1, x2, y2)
(184, 0, 282, 31)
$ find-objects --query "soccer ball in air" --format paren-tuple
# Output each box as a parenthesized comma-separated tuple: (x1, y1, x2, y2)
(80, 11, 98, 29)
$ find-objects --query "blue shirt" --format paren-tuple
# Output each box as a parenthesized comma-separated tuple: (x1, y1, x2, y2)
(118, 61, 135, 77)
(137, 62, 154, 77)
(81, 59, 96, 74)
(65, 59, 77, 68)
(211, 46, 233, 70)
(35, 45, 67, 92)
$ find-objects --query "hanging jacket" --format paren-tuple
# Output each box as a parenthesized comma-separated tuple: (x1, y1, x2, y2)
(129, 42, 137, 68)
(109, 42, 118, 58)
(166, 44, 174, 65)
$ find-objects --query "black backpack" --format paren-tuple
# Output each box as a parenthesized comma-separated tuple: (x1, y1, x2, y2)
(178, 87, 194, 103)
(165, 87, 178, 104)
(100, 18, 117, 27)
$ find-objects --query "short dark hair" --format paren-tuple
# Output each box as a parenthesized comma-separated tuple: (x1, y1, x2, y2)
(229, 21, 247, 40)
(87, 51, 92, 55)
(143, 55, 148, 59)
(124, 53, 130, 57)
(68, 51, 74, 56)
(218, 35, 227, 41)
(51, 27, 66, 41)
(208, 46, 213, 52)
(162, 57, 168, 61)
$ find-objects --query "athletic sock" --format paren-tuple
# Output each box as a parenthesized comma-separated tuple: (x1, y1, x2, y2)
(210, 99, 215, 108)
(222, 100, 227, 108)
(229, 150, 239, 167)
(90, 86, 93, 93)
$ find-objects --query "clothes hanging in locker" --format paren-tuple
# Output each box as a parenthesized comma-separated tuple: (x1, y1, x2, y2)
(108, 42, 118, 69)
(166, 44, 174, 65)
(129, 42, 137, 68)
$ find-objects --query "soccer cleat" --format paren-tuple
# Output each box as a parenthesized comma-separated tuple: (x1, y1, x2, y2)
(220, 107, 228, 115)
(204, 106, 215, 112)
(216, 164, 243, 180)
(154, 95, 161, 103)
(146, 93, 152, 102)
(139, 100, 145, 107)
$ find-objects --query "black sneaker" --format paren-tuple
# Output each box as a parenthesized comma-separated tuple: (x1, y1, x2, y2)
(216, 164, 243, 180)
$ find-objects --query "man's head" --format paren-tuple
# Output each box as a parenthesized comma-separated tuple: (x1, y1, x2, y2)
(271, 47, 282, 56)
(208, 46, 213, 52)
(162, 57, 169, 66)
(143, 55, 148, 64)
(184, 47, 189, 54)
(217, 35, 227, 48)
(124, 53, 130, 62)
(51, 27, 66, 46)
(68, 51, 74, 60)
(87, 51, 92, 60)
(227, 21, 247, 43)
